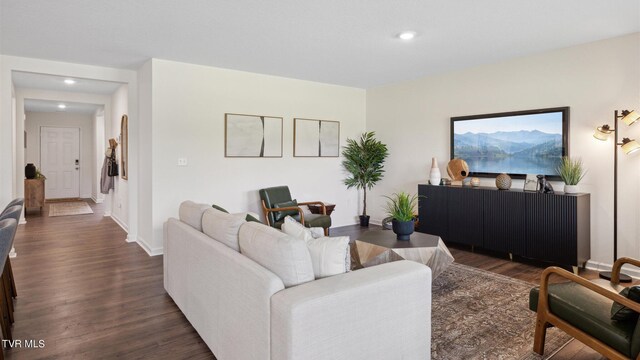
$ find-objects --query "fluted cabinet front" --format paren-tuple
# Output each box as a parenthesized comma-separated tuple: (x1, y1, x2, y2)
(417, 184, 590, 269)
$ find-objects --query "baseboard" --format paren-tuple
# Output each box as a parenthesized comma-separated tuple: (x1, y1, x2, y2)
(110, 213, 129, 233)
(9, 247, 16, 258)
(91, 196, 104, 204)
(586, 260, 640, 279)
(125, 234, 136, 243)
(136, 236, 163, 256)
(104, 211, 111, 217)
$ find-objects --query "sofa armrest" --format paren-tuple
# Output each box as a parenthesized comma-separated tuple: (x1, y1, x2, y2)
(271, 260, 431, 360)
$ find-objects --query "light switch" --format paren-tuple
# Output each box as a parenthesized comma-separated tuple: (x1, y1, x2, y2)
(177, 158, 188, 166)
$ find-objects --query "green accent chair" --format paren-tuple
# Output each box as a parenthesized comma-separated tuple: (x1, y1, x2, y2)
(259, 186, 331, 236)
(529, 258, 640, 360)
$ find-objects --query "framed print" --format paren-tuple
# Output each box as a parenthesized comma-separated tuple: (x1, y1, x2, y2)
(294, 118, 340, 157)
(225, 113, 283, 157)
(120, 114, 128, 179)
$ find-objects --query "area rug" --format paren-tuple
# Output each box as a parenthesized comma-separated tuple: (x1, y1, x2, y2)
(48, 201, 94, 217)
(432, 263, 572, 359)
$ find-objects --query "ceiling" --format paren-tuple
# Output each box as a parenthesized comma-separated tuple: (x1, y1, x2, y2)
(24, 99, 102, 114)
(1, 1, 639, 88)
(12, 71, 124, 94)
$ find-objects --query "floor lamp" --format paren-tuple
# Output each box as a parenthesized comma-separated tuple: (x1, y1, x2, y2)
(593, 110, 640, 282)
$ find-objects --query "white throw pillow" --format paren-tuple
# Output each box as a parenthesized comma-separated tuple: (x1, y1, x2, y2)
(306, 236, 351, 278)
(202, 208, 246, 251)
(281, 216, 314, 241)
(239, 222, 315, 287)
(281, 216, 350, 278)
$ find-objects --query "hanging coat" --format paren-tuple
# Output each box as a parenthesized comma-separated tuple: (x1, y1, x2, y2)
(100, 148, 115, 194)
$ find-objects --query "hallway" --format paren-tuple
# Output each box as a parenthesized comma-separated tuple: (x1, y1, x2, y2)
(7, 201, 213, 359)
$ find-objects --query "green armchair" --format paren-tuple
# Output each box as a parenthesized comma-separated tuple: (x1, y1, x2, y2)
(529, 258, 640, 360)
(259, 186, 331, 236)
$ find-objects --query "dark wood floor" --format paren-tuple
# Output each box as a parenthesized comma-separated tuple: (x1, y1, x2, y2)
(5, 204, 609, 359)
(7, 201, 214, 359)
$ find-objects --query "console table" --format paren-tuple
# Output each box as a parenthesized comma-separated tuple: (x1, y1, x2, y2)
(417, 184, 590, 273)
(25, 178, 45, 213)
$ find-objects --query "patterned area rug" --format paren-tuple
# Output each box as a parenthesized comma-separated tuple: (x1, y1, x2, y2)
(48, 201, 94, 217)
(432, 263, 571, 359)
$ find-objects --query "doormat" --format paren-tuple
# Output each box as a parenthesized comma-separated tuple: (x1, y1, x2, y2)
(48, 201, 94, 217)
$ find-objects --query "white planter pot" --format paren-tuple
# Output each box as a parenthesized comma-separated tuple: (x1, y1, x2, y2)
(564, 184, 578, 194)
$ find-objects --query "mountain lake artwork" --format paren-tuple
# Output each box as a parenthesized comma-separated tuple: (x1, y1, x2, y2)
(453, 112, 563, 176)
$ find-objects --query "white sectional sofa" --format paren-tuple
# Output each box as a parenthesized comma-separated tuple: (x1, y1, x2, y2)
(164, 201, 432, 360)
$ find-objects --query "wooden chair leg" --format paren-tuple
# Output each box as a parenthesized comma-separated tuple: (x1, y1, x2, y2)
(324, 228, 329, 236)
(0, 283, 12, 343)
(533, 314, 548, 355)
(2, 274, 13, 324)
(6, 260, 16, 298)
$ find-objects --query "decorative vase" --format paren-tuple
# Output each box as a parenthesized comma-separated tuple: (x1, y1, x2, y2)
(496, 173, 512, 190)
(359, 215, 370, 227)
(564, 184, 578, 194)
(392, 219, 414, 241)
(471, 177, 480, 187)
(25, 163, 36, 179)
(429, 157, 441, 186)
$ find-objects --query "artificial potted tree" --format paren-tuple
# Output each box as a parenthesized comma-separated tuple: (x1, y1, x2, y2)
(384, 192, 419, 240)
(556, 156, 586, 194)
(342, 132, 389, 227)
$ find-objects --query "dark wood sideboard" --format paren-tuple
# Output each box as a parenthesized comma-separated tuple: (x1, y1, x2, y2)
(417, 184, 590, 272)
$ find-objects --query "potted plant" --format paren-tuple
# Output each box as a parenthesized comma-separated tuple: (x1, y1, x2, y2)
(383, 192, 420, 240)
(342, 132, 389, 227)
(556, 156, 586, 194)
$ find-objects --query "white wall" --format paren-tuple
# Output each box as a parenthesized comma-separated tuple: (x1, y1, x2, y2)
(137, 60, 153, 249)
(141, 59, 366, 254)
(107, 85, 129, 231)
(366, 33, 640, 270)
(25, 111, 94, 198)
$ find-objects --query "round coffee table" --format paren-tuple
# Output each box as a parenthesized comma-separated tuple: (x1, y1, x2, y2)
(355, 230, 454, 278)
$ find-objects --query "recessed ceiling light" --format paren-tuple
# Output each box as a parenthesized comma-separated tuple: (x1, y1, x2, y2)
(64, 79, 76, 85)
(57, 104, 67, 109)
(397, 31, 417, 40)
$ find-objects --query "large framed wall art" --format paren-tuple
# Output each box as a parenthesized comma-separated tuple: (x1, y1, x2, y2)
(225, 113, 283, 157)
(293, 118, 340, 157)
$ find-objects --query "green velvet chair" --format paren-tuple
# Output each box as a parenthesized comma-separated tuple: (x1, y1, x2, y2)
(259, 186, 331, 236)
(529, 258, 640, 360)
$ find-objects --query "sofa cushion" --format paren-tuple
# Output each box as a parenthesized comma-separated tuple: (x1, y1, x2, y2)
(202, 208, 246, 251)
(239, 222, 314, 287)
(179, 201, 211, 231)
(611, 286, 640, 321)
(273, 199, 298, 222)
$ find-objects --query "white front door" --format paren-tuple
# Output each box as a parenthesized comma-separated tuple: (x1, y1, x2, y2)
(40, 127, 80, 199)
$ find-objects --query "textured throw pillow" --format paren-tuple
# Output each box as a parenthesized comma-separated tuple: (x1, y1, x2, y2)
(202, 208, 246, 251)
(281, 216, 316, 242)
(306, 236, 351, 278)
(178, 201, 211, 231)
(611, 286, 640, 321)
(273, 199, 298, 222)
(239, 222, 314, 287)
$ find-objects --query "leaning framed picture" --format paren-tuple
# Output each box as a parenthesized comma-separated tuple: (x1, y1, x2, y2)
(225, 113, 283, 157)
(293, 118, 340, 157)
